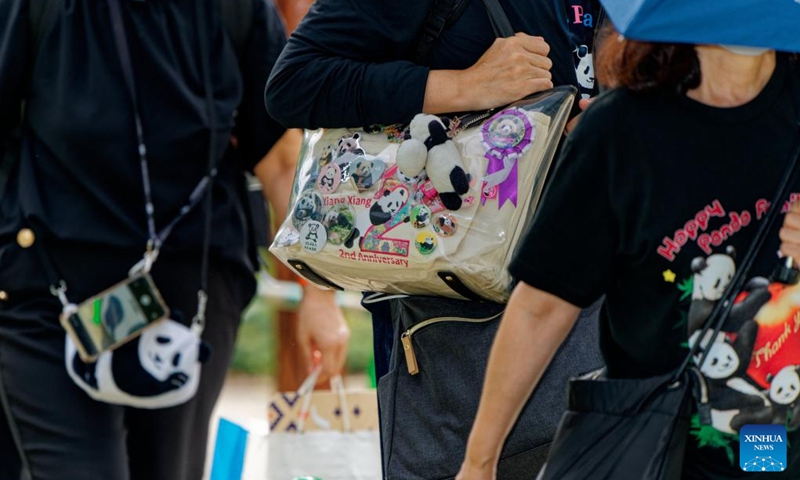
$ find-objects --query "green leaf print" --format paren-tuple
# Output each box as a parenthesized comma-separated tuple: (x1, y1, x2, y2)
(690, 414, 738, 466)
(678, 278, 693, 302)
(673, 310, 688, 331)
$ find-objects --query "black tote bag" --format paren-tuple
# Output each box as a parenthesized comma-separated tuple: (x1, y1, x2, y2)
(536, 370, 696, 480)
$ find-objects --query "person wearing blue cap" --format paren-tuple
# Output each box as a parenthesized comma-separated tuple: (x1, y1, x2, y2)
(457, 26, 800, 480)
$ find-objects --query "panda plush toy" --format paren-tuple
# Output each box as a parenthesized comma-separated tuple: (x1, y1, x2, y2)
(396, 114, 469, 211)
(65, 315, 211, 409)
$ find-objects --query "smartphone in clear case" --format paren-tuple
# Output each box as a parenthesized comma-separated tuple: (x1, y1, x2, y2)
(61, 273, 169, 362)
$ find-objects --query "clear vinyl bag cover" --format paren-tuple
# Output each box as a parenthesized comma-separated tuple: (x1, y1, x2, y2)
(270, 87, 576, 302)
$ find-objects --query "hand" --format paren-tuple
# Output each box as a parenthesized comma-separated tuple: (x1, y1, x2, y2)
(455, 458, 496, 480)
(564, 97, 593, 135)
(779, 201, 800, 259)
(296, 285, 350, 385)
(460, 33, 554, 111)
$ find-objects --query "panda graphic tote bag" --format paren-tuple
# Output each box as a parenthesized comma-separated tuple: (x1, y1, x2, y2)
(270, 88, 575, 302)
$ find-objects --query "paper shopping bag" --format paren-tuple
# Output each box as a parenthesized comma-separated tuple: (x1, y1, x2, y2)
(267, 373, 381, 480)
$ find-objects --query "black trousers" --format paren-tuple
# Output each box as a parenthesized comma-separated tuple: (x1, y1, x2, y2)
(0, 254, 254, 480)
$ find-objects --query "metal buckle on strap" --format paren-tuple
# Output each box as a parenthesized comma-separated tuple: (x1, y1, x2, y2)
(129, 242, 161, 277)
(49, 280, 70, 307)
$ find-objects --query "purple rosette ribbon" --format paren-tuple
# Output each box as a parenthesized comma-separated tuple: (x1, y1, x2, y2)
(480, 108, 534, 208)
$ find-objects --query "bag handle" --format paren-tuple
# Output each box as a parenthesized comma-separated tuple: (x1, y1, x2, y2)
(413, 0, 514, 64)
(676, 111, 800, 381)
(481, 0, 514, 39)
(296, 367, 351, 433)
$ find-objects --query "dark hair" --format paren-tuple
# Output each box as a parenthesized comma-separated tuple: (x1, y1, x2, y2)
(596, 26, 701, 94)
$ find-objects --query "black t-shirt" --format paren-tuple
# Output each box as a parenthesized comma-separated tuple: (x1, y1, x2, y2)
(0, 0, 286, 294)
(265, 0, 601, 129)
(510, 56, 800, 478)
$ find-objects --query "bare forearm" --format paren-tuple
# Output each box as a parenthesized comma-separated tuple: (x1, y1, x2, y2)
(253, 128, 303, 223)
(423, 35, 554, 116)
(423, 70, 473, 115)
(464, 284, 580, 467)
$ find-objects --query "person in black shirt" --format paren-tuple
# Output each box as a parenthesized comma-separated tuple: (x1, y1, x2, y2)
(457, 31, 800, 480)
(266, 0, 605, 387)
(0, 0, 348, 479)
(265, 0, 604, 476)
(266, 0, 602, 128)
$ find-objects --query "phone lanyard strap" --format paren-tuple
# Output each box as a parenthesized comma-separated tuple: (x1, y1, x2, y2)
(106, 0, 216, 277)
(45, 0, 217, 330)
(192, 0, 217, 332)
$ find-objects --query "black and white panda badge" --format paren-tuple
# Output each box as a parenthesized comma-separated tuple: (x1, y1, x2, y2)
(300, 220, 327, 253)
(292, 191, 324, 229)
(65, 315, 211, 409)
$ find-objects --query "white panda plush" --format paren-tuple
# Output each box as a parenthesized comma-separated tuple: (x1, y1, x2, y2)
(396, 114, 469, 211)
(65, 318, 210, 409)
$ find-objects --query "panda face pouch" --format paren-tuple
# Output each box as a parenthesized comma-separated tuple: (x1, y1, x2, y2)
(54, 248, 212, 409)
(64, 306, 212, 410)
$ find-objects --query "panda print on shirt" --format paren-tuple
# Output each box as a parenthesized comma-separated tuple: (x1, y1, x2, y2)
(659, 198, 800, 465)
(563, 1, 600, 100)
(574, 45, 595, 100)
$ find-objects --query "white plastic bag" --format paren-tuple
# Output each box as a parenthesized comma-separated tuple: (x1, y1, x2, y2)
(267, 371, 381, 480)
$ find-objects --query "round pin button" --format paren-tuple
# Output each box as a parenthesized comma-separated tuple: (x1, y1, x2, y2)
(414, 231, 438, 255)
(410, 205, 432, 229)
(322, 205, 355, 246)
(433, 214, 457, 237)
(16, 228, 35, 248)
(299, 221, 327, 253)
(316, 163, 342, 194)
(292, 191, 324, 229)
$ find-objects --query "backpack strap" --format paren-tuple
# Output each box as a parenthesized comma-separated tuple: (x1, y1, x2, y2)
(219, 0, 254, 61)
(412, 0, 471, 64)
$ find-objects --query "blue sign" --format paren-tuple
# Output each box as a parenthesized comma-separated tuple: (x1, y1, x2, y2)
(740, 424, 787, 472)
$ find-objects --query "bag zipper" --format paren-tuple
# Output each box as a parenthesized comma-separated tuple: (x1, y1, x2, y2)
(450, 108, 501, 136)
(400, 312, 503, 375)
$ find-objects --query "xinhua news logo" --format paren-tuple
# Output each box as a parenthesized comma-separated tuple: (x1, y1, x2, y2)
(740, 424, 787, 472)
